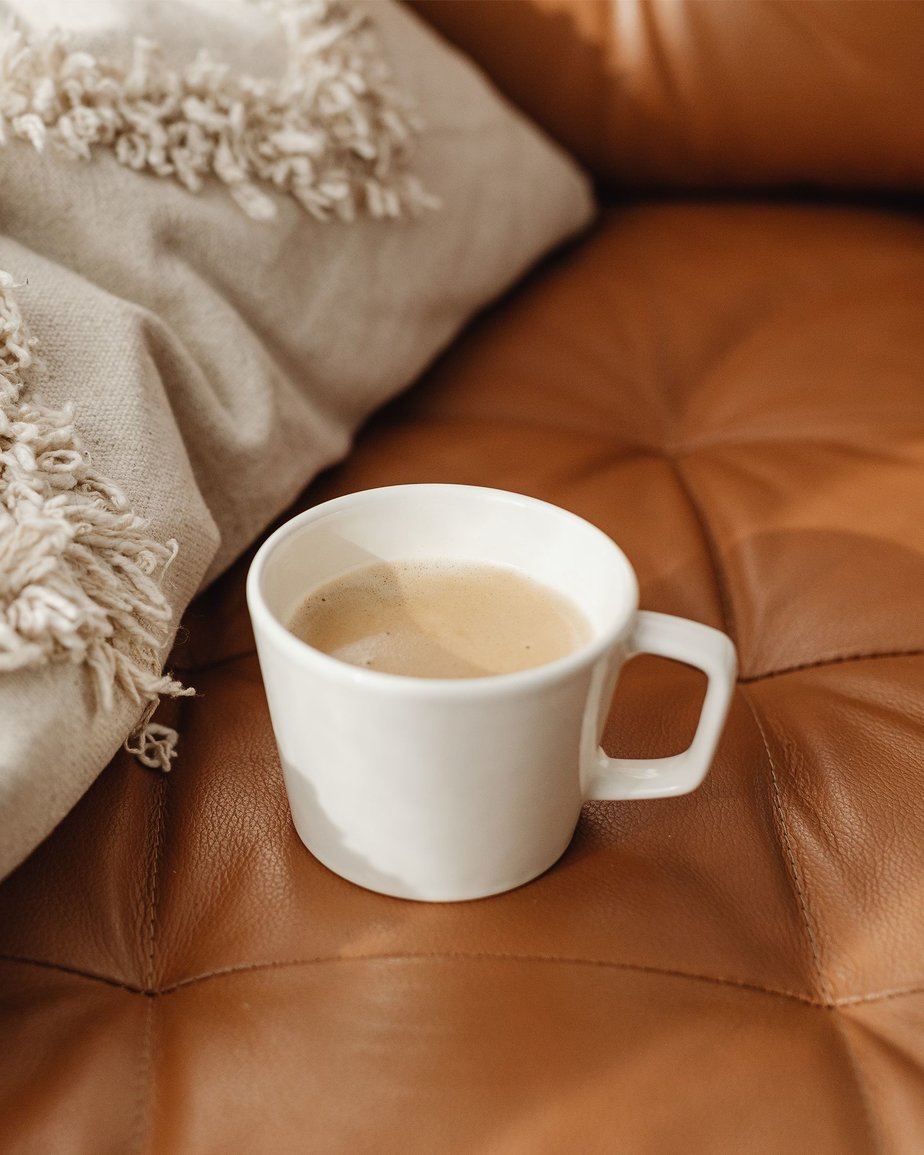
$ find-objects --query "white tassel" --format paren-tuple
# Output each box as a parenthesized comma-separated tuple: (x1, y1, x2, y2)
(125, 722, 182, 773)
(0, 273, 193, 771)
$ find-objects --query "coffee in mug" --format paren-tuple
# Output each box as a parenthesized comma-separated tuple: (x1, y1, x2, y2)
(286, 559, 592, 679)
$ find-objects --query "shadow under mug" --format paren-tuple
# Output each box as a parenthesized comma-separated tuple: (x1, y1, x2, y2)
(246, 484, 737, 902)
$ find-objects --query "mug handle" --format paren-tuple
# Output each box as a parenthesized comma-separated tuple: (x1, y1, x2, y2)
(585, 611, 737, 801)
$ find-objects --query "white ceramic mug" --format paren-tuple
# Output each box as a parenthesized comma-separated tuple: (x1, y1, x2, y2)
(247, 484, 737, 902)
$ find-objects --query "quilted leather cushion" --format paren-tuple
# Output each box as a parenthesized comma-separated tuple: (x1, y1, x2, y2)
(414, 0, 924, 192)
(1, 201, 924, 1152)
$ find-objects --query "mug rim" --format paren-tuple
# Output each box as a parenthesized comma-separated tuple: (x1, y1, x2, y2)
(246, 484, 639, 698)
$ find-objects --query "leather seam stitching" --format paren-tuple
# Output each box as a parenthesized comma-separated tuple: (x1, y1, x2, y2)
(756, 717, 885, 1155)
(0, 954, 145, 994)
(665, 456, 738, 644)
(827, 1009, 884, 1155)
(130, 1001, 155, 1155)
(0, 951, 815, 1006)
(7, 951, 924, 1009)
(740, 648, 924, 683)
(156, 954, 818, 1003)
(835, 984, 924, 1008)
(131, 774, 166, 1155)
(144, 779, 166, 991)
(742, 688, 833, 1004)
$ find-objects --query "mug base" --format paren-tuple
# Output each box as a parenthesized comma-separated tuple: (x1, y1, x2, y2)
(294, 824, 575, 903)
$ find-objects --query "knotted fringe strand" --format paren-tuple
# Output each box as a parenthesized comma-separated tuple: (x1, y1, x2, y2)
(0, 271, 193, 771)
(0, 0, 438, 222)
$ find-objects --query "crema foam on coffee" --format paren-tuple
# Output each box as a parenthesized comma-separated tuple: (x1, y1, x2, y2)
(287, 559, 591, 679)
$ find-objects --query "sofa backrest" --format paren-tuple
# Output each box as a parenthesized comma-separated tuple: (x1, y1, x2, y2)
(413, 0, 924, 192)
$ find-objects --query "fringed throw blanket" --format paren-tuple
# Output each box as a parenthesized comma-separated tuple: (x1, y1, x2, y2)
(0, 271, 193, 770)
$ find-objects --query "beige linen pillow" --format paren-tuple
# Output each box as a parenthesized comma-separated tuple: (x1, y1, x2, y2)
(0, 0, 594, 877)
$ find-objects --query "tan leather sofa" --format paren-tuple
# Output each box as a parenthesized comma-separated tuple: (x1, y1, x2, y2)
(3, 3, 924, 1151)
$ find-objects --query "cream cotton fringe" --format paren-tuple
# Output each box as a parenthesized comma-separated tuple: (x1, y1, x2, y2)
(0, 0, 433, 221)
(0, 271, 193, 771)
